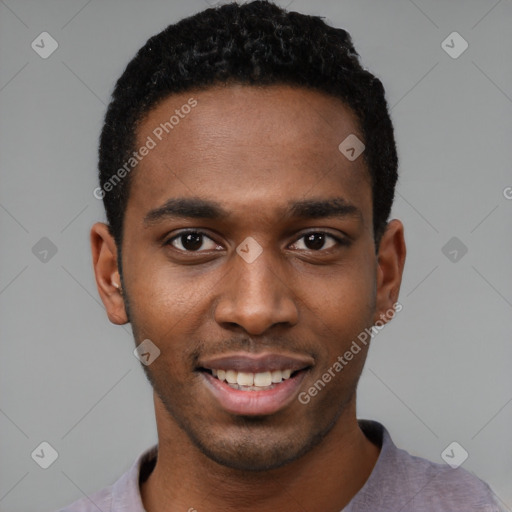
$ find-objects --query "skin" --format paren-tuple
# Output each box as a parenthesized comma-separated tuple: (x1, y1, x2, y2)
(91, 83, 406, 512)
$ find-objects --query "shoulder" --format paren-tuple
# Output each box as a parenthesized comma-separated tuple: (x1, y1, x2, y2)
(396, 448, 500, 509)
(53, 444, 158, 512)
(55, 485, 113, 512)
(351, 420, 503, 512)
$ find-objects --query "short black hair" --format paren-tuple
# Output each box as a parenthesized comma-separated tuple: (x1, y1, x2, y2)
(98, 0, 398, 259)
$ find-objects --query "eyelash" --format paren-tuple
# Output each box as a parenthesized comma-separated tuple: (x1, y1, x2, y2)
(163, 229, 350, 253)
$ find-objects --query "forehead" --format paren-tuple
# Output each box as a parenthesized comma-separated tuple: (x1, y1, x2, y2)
(128, 84, 371, 224)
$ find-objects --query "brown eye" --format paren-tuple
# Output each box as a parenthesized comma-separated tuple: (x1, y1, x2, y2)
(166, 231, 219, 252)
(291, 232, 348, 252)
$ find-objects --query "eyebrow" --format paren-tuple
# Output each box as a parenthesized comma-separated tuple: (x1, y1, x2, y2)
(143, 196, 362, 226)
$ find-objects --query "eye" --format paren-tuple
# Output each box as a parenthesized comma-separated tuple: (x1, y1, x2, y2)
(290, 232, 348, 252)
(164, 230, 349, 254)
(165, 231, 220, 252)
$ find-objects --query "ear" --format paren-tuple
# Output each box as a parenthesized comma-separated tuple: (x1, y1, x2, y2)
(373, 219, 406, 325)
(90, 222, 129, 325)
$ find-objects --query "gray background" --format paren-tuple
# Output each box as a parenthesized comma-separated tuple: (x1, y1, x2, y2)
(1, 0, 511, 510)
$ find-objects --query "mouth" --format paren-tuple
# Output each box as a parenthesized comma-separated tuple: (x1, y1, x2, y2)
(197, 352, 313, 416)
(201, 367, 303, 390)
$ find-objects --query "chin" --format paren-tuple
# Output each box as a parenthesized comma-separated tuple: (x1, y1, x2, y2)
(187, 419, 331, 472)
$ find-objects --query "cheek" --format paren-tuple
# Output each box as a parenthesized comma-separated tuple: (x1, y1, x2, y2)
(127, 260, 205, 322)
(125, 264, 223, 375)
(302, 259, 377, 370)
(303, 256, 376, 324)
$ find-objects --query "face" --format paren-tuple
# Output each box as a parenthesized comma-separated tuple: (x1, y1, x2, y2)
(92, 84, 405, 471)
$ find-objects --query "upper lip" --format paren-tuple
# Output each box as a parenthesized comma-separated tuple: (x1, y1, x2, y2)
(198, 352, 314, 373)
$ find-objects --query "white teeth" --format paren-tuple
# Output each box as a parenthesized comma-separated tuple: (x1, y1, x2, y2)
(253, 371, 272, 387)
(210, 368, 296, 388)
(271, 370, 283, 383)
(225, 370, 238, 384)
(237, 372, 254, 386)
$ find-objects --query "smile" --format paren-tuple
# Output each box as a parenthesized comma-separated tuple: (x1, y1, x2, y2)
(209, 368, 294, 390)
(197, 352, 313, 415)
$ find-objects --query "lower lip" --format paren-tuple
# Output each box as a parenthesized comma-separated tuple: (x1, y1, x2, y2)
(201, 369, 309, 416)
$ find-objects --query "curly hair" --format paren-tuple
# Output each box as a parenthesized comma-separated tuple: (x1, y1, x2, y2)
(98, 0, 398, 256)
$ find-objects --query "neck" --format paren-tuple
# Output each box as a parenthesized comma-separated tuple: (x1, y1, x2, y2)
(141, 393, 380, 512)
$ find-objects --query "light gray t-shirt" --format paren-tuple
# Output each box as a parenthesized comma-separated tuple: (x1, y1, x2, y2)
(56, 420, 505, 512)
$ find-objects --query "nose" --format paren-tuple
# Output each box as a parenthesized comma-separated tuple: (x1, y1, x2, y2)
(214, 244, 299, 335)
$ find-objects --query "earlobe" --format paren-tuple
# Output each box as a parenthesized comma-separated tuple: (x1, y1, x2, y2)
(90, 222, 129, 325)
(374, 219, 406, 325)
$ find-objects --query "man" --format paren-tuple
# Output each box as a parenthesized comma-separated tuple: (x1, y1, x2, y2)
(59, 1, 504, 510)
